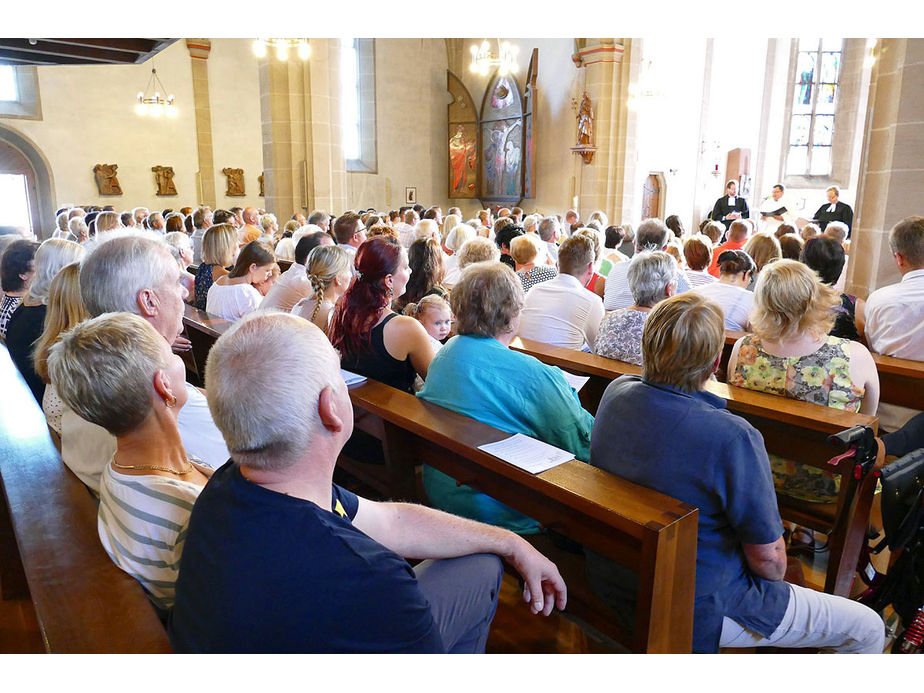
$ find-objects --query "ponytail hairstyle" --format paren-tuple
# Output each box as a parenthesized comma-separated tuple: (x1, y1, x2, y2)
(404, 293, 450, 321)
(328, 236, 403, 357)
(305, 245, 352, 324)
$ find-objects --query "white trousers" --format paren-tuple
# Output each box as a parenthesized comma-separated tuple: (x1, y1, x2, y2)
(719, 583, 885, 653)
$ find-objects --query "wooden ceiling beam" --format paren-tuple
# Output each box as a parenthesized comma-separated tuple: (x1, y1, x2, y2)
(41, 38, 160, 54)
(0, 39, 139, 64)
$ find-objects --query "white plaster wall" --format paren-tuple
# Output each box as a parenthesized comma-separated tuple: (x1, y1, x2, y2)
(206, 39, 264, 210)
(345, 39, 447, 214)
(0, 38, 265, 226)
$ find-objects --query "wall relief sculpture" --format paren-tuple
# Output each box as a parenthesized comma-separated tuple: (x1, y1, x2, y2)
(93, 163, 122, 195)
(222, 167, 245, 196)
(152, 166, 178, 196)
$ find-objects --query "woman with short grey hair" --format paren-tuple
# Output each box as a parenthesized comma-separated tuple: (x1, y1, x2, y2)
(417, 262, 594, 534)
(594, 250, 677, 365)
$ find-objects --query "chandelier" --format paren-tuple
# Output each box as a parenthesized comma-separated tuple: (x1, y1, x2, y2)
(252, 38, 311, 61)
(469, 39, 518, 76)
(135, 68, 176, 117)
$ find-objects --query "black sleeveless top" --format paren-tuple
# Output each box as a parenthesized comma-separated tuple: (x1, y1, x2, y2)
(340, 313, 417, 393)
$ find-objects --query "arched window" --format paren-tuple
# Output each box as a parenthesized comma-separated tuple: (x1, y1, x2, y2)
(340, 38, 377, 173)
(0, 65, 40, 119)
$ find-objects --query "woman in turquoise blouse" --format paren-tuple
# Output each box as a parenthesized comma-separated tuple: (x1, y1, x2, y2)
(418, 261, 594, 533)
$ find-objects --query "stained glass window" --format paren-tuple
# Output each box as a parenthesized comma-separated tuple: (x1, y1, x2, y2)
(786, 38, 842, 176)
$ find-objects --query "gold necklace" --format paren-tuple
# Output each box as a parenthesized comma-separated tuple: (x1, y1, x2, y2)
(111, 459, 194, 476)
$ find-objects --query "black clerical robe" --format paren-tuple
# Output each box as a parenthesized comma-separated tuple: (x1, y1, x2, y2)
(813, 201, 853, 235)
(711, 195, 750, 231)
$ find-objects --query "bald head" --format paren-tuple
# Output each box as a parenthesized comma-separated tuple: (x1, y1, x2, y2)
(205, 312, 349, 472)
(243, 207, 259, 225)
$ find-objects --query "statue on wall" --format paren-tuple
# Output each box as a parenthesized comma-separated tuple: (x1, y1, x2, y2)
(571, 92, 596, 164)
(222, 168, 245, 196)
(258, 172, 264, 197)
(93, 163, 122, 195)
(152, 166, 178, 196)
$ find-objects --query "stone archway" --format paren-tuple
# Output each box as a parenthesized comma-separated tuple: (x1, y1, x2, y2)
(0, 124, 55, 239)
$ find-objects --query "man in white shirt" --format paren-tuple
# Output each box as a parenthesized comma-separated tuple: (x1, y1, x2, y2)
(60, 232, 231, 493)
(307, 210, 330, 233)
(334, 212, 366, 257)
(757, 184, 794, 235)
(537, 216, 562, 265)
(860, 216, 924, 430)
(190, 207, 212, 264)
(604, 218, 692, 311)
(395, 209, 419, 248)
(517, 233, 605, 351)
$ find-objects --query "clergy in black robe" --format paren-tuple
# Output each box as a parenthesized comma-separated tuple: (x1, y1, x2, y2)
(813, 187, 853, 236)
(711, 180, 750, 232)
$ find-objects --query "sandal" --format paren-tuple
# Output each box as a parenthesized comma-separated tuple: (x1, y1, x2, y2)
(787, 526, 815, 557)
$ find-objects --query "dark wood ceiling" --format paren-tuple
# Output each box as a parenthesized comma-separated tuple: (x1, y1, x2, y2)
(0, 38, 176, 67)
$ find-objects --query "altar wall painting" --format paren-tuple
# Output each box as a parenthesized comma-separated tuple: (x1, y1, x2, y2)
(446, 49, 537, 205)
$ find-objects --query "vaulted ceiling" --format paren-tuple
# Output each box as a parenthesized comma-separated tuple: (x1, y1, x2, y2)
(0, 38, 176, 67)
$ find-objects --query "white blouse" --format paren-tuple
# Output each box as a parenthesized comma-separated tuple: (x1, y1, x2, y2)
(206, 281, 262, 321)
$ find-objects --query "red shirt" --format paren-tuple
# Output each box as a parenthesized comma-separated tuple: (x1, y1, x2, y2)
(707, 239, 746, 277)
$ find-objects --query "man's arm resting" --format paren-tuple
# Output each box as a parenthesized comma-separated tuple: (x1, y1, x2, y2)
(742, 536, 787, 581)
(354, 499, 567, 615)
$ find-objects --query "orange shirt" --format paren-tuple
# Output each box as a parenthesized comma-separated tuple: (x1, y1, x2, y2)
(240, 224, 261, 245)
(707, 239, 746, 277)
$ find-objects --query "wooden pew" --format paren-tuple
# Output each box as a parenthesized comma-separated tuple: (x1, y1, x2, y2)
(348, 379, 699, 653)
(509, 336, 879, 598)
(0, 348, 171, 653)
(721, 331, 924, 411)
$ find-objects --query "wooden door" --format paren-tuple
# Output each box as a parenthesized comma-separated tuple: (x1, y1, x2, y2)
(641, 174, 660, 220)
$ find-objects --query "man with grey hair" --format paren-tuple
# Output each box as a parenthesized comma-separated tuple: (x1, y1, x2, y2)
(517, 233, 605, 351)
(537, 216, 562, 264)
(169, 312, 567, 653)
(603, 218, 691, 311)
(147, 212, 165, 234)
(395, 208, 419, 248)
(57, 231, 230, 492)
(190, 207, 212, 263)
(132, 207, 149, 229)
(307, 209, 329, 232)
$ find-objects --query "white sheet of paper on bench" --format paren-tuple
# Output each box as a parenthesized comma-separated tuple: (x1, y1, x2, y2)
(559, 369, 590, 393)
(477, 433, 574, 474)
(340, 369, 367, 386)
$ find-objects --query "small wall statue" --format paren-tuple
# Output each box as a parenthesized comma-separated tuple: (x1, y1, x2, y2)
(571, 92, 596, 164)
(222, 167, 245, 197)
(93, 163, 122, 195)
(258, 172, 264, 197)
(152, 166, 178, 196)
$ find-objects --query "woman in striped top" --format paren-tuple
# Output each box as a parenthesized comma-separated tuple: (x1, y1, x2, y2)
(47, 312, 212, 612)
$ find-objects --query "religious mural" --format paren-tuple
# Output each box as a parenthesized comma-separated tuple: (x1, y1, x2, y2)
(478, 73, 525, 204)
(447, 71, 479, 199)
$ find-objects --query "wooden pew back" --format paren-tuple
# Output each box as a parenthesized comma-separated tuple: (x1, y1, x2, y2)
(0, 349, 171, 653)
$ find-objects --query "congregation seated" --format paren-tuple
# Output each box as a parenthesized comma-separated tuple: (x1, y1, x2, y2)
(778, 232, 804, 260)
(572, 228, 606, 297)
(692, 249, 755, 331)
(272, 220, 298, 260)
(206, 240, 275, 322)
(801, 235, 861, 340)
(587, 292, 884, 653)
(511, 234, 556, 293)
(6, 238, 84, 404)
(0, 238, 38, 341)
(194, 224, 237, 311)
(59, 232, 230, 492)
(31, 262, 88, 436)
(291, 245, 352, 330)
(259, 232, 325, 312)
(395, 208, 419, 248)
(707, 219, 750, 277)
(48, 312, 212, 611)
(456, 236, 501, 269)
(600, 225, 629, 276)
(517, 233, 604, 351)
(604, 218, 691, 310)
(334, 211, 367, 257)
(252, 261, 281, 297)
(742, 232, 782, 290)
(595, 251, 676, 365)
(169, 311, 566, 653)
(442, 223, 475, 285)
(494, 222, 522, 269)
(728, 259, 879, 503)
(328, 236, 434, 394)
(418, 261, 594, 534)
(394, 237, 449, 313)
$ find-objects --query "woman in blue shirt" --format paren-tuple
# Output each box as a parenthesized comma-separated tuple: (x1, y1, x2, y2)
(418, 261, 594, 534)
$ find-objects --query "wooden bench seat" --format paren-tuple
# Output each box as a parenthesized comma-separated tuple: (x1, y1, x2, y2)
(509, 336, 879, 597)
(0, 348, 171, 653)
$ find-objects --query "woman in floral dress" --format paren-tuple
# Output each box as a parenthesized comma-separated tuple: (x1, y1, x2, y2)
(726, 259, 879, 511)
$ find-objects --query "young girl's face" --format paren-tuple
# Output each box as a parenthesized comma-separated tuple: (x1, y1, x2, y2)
(420, 305, 453, 341)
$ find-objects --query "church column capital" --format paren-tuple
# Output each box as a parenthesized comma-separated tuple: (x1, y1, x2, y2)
(573, 42, 624, 68)
(185, 39, 212, 60)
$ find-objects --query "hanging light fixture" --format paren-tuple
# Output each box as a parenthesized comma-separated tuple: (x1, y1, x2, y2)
(135, 68, 177, 117)
(469, 39, 518, 76)
(252, 39, 311, 61)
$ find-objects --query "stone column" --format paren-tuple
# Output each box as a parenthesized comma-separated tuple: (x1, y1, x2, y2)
(572, 39, 639, 225)
(259, 39, 347, 221)
(185, 39, 216, 208)
(849, 39, 924, 297)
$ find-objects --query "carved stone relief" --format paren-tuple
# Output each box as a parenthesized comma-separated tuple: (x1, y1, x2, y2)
(93, 163, 122, 195)
(222, 167, 245, 196)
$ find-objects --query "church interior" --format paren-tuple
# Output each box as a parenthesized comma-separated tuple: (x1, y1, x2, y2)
(1, 24, 923, 669)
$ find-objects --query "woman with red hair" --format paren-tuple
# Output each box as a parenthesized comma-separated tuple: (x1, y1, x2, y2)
(329, 236, 434, 393)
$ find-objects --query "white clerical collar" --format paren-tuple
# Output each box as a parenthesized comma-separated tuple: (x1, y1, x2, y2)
(728, 195, 737, 204)
(827, 203, 837, 212)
